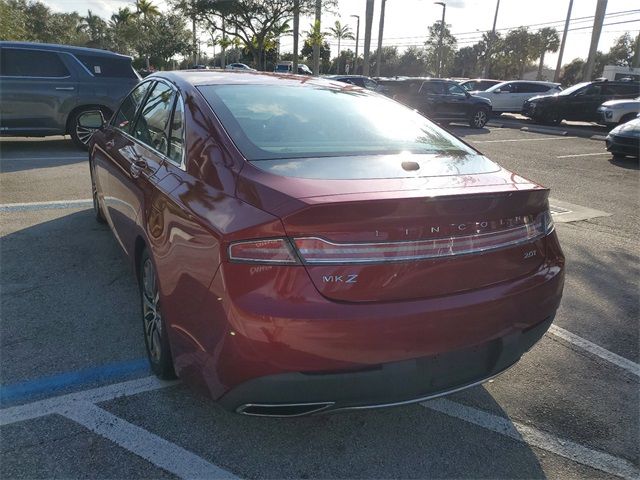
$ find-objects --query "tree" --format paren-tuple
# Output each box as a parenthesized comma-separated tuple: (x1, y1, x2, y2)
(368, 46, 399, 76)
(534, 27, 560, 80)
(135, 0, 160, 20)
(328, 20, 354, 74)
(133, 0, 160, 69)
(607, 33, 637, 67)
(301, 38, 330, 71)
(424, 21, 456, 77)
(139, 13, 193, 69)
(501, 27, 538, 78)
(452, 46, 478, 78)
(0, 0, 27, 40)
(558, 57, 584, 86)
(397, 46, 429, 77)
(77, 10, 108, 48)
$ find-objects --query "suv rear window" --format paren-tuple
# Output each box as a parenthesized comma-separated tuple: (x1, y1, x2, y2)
(0, 48, 69, 77)
(75, 54, 138, 78)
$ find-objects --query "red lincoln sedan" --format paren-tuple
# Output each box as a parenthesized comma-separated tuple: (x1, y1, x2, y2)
(85, 71, 564, 417)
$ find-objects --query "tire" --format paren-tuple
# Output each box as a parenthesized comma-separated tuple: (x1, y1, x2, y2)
(469, 107, 489, 128)
(89, 160, 106, 224)
(539, 110, 562, 126)
(69, 107, 109, 150)
(139, 249, 176, 380)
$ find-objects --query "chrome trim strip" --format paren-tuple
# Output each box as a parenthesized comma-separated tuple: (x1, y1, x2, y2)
(236, 402, 334, 417)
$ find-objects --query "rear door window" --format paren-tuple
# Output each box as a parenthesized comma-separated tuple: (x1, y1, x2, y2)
(113, 81, 153, 133)
(0, 48, 69, 77)
(132, 82, 176, 155)
(167, 95, 185, 166)
(420, 82, 444, 95)
(74, 54, 138, 79)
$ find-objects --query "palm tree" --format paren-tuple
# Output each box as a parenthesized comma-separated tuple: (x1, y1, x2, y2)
(110, 7, 133, 28)
(535, 27, 560, 80)
(328, 20, 354, 74)
(135, 0, 160, 20)
(77, 10, 106, 44)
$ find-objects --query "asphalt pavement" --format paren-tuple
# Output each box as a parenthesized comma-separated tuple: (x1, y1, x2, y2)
(0, 126, 638, 479)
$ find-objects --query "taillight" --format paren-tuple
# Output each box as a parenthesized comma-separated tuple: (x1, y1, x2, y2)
(293, 212, 551, 265)
(228, 238, 300, 264)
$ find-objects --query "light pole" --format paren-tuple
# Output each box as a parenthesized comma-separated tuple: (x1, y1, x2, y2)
(375, 0, 387, 77)
(434, 1, 446, 78)
(482, 0, 500, 77)
(350, 14, 360, 74)
(554, 0, 573, 82)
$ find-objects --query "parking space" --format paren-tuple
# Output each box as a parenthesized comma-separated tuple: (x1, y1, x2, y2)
(1, 128, 638, 479)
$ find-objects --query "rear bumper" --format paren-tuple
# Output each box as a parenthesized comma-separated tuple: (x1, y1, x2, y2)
(606, 134, 640, 157)
(221, 314, 554, 415)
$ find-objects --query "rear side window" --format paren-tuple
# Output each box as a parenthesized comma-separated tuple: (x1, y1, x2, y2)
(518, 83, 552, 93)
(74, 54, 137, 78)
(113, 81, 153, 132)
(132, 82, 176, 154)
(168, 96, 185, 166)
(606, 83, 640, 96)
(420, 82, 444, 94)
(0, 48, 69, 77)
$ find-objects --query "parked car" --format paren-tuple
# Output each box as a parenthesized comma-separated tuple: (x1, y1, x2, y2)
(225, 63, 256, 71)
(85, 71, 564, 415)
(596, 96, 640, 128)
(459, 78, 502, 91)
(0, 41, 140, 148)
(471, 80, 561, 113)
(326, 75, 382, 91)
(605, 116, 640, 159)
(523, 79, 640, 125)
(378, 77, 493, 128)
(274, 61, 312, 75)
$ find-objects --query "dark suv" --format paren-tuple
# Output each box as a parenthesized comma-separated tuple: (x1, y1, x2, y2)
(523, 79, 640, 125)
(0, 41, 140, 148)
(378, 78, 493, 128)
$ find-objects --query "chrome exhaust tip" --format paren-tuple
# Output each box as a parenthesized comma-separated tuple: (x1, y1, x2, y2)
(236, 402, 334, 417)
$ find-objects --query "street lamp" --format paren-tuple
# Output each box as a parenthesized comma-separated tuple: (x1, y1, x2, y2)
(350, 14, 360, 74)
(434, 1, 446, 78)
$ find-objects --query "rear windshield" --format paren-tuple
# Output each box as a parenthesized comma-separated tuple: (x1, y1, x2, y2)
(75, 54, 138, 79)
(198, 84, 476, 160)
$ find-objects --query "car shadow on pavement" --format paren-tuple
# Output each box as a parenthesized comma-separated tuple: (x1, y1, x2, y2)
(0, 137, 87, 173)
(106, 381, 549, 479)
(0, 209, 145, 388)
(608, 156, 639, 170)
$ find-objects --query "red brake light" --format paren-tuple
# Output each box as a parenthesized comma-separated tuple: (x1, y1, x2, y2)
(228, 238, 300, 264)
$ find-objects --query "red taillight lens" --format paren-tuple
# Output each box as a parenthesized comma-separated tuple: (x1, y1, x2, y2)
(294, 213, 549, 265)
(228, 238, 300, 264)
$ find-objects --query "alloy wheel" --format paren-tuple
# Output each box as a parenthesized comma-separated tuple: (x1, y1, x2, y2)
(142, 258, 162, 363)
(75, 121, 97, 146)
(473, 110, 487, 128)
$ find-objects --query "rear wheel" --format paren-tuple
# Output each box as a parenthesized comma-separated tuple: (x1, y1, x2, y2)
(469, 107, 489, 128)
(140, 249, 176, 379)
(540, 110, 562, 126)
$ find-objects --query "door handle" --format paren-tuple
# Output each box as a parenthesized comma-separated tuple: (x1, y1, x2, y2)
(55, 87, 75, 91)
(130, 158, 148, 178)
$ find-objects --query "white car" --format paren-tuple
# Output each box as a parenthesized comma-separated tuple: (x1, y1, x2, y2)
(472, 80, 562, 113)
(225, 63, 256, 71)
(597, 97, 640, 128)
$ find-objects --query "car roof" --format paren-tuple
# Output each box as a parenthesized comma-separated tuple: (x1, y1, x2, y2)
(149, 70, 355, 90)
(0, 41, 132, 59)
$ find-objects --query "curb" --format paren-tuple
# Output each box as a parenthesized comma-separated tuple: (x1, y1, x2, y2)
(486, 118, 607, 141)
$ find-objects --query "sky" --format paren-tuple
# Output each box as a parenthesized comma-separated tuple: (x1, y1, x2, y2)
(42, 0, 640, 69)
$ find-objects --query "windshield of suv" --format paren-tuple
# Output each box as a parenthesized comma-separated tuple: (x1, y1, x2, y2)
(558, 82, 590, 96)
(198, 84, 476, 160)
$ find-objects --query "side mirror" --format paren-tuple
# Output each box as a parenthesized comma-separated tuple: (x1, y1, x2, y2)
(78, 110, 105, 129)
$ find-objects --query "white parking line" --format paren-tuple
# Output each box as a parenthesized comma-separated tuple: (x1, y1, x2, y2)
(548, 325, 640, 377)
(472, 137, 576, 144)
(422, 398, 639, 480)
(556, 152, 610, 158)
(0, 199, 93, 212)
(0, 376, 172, 426)
(61, 402, 238, 480)
(0, 156, 87, 161)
